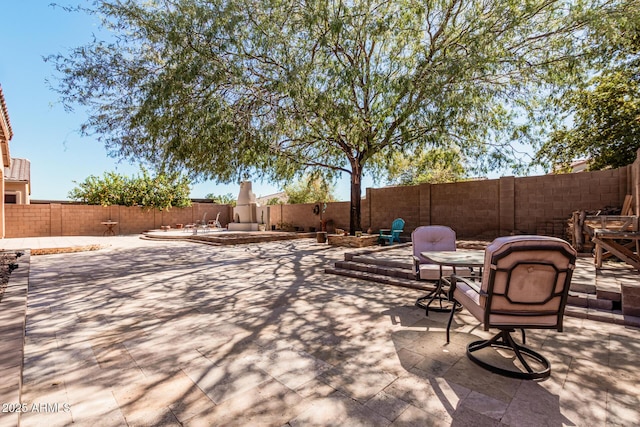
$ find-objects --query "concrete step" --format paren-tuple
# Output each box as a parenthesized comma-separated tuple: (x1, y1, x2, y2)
(567, 291, 620, 311)
(564, 305, 640, 328)
(348, 254, 414, 270)
(327, 247, 627, 321)
(324, 267, 434, 292)
(334, 260, 416, 280)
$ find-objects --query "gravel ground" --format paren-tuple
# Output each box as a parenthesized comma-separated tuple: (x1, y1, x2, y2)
(0, 250, 22, 302)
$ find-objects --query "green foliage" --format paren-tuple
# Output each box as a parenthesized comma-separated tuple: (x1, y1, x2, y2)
(69, 169, 191, 210)
(265, 197, 283, 205)
(205, 193, 236, 206)
(50, 0, 618, 231)
(535, 69, 640, 171)
(386, 148, 465, 185)
(533, 1, 640, 172)
(284, 176, 336, 205)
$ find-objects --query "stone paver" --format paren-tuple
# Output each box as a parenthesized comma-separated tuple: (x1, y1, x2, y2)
(4, 237, 640, 426)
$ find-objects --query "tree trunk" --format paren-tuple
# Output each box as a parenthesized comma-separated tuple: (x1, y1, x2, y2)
(349, 163, 362, 235)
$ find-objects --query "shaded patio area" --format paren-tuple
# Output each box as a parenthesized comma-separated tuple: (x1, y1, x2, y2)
(5, 237, 640, 426)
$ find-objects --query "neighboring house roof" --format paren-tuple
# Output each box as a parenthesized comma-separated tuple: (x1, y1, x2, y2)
(551, 158, 590, 174)
(0, 85, 12, 167)
(569, 159, 589, 172)
(5, 157, 30, 184)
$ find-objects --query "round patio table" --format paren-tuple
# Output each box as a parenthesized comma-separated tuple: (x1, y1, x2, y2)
(416, 250, 485, 314)
(101, 221, 118, 236)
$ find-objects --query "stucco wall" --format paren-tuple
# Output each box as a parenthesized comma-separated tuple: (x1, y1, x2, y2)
(4, 182, 29, 204)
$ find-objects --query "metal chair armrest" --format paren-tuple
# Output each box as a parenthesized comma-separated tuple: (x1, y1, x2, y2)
(450, 274, 483, 294)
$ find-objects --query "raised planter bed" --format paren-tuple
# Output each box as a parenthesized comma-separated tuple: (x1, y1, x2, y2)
(327, 233, 379, 248)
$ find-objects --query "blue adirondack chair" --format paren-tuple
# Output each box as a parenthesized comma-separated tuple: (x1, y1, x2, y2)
(378, 218, 405, 245)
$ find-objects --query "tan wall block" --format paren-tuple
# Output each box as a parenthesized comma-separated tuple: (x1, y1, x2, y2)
(368, 185, 419, 235)
(3, 157, 637, 239)
(3, 202, 234, 237)
(5, 204, 51, 237)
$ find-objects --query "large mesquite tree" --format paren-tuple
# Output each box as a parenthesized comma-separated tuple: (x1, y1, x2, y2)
(50, 0, 611, 233)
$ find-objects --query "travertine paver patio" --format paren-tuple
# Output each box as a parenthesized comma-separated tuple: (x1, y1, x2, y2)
(8, 237, 640, 426)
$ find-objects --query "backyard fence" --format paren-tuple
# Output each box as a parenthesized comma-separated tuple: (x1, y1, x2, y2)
(274, 150, 638, 239)
(5, 150, 640, 239)
(4, 202, 233, 238)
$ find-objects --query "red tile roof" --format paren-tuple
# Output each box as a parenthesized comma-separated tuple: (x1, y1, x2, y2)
(0, 85, 12, 140)
(0, 85, 13, 167)
(5, 157, 30, 182)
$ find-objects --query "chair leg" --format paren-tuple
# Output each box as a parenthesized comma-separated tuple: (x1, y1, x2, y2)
(466, 329, 551, 380)
(415, 288, 438, 316)
(445, 300, 459, 343)
(415, 280, 455, 316)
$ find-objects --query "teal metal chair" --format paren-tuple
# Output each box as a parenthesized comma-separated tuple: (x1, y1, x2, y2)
(378, 218, 405, 245)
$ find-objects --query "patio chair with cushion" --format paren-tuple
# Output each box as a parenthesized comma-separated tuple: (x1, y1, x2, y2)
(412, 225, 472, 314)
(445, 235, 577, 380)
(378, 218, 405, 245)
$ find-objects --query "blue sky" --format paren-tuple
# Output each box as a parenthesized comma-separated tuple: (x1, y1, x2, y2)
(0, 2, 368, 201)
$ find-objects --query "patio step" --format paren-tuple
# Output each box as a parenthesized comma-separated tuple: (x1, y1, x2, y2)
(324, 266, 434, 292)
(327, 250, 626, 317)
(567, 291, 620, 311)
(347, 254, 414, 270)
(333, 260, 416, 280)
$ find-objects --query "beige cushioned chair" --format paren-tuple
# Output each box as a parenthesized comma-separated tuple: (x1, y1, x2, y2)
(412, 226, 471, 314)
(412, 225, 458, 281)
(446, 235, 576, 380)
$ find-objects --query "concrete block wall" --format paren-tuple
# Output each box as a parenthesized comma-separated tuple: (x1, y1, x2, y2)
(275, 159, 634, 240)
(4, 203, 233, 238)
(326, 201, 360, 232)
(269, 201, 355, 232)
(5, 205, 51, 237)
(367, 185, 420, 233)
(430, 180, 501, 238)
(271, 203, 317, 230)
(3, 151, 639, 239)
(159, 207, 198, 230)
(60, 205, 112, 236)
(514, 168, 629, 235)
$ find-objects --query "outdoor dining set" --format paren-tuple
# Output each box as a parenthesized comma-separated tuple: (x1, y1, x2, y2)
(410, 225, 577, 380)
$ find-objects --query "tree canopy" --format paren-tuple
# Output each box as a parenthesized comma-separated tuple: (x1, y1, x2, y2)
(68, 169, 191, 209)
(284, 175, 337, 204)
(533, 0, 640, 171)
(205, 192, 237, 206)
(50, 0, 617, 233)
(535, 68, 640, 171)
(386, 148, 465, 185)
